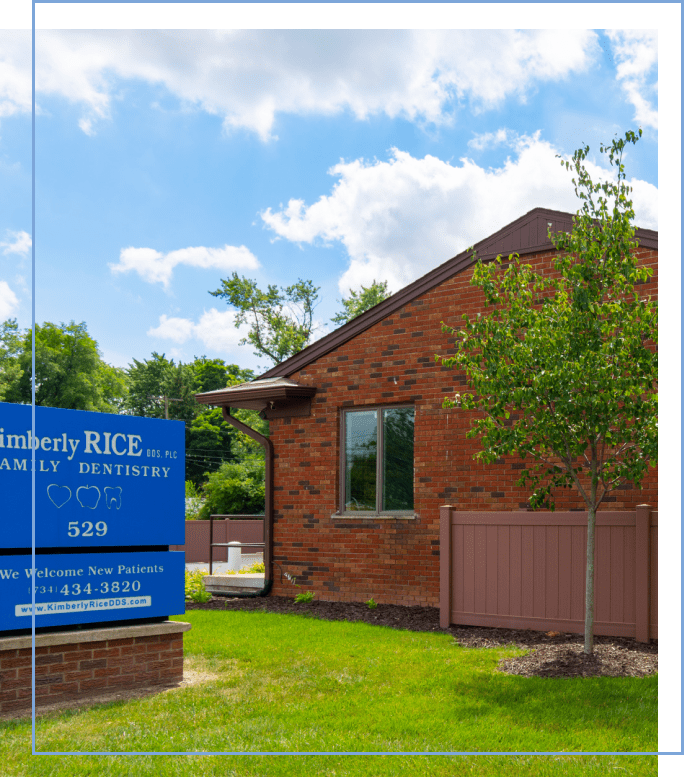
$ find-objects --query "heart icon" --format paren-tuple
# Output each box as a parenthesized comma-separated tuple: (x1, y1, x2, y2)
(47, 484, 71, 508)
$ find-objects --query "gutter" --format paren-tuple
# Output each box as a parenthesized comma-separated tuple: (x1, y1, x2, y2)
(217, 407, 273, 598)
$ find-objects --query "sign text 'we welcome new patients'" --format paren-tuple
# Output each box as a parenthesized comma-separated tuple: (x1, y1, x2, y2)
(1, 550, 185, 630)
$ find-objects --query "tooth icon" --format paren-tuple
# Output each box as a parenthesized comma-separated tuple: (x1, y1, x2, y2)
(76, 485, 101, 509)
(47, 484, 71, 508)
(104, 486, 122, 510)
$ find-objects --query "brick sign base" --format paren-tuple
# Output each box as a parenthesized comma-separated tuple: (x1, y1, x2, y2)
(0, 620, 191, 717)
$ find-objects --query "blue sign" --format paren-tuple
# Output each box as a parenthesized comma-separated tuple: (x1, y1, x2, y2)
(0, 402, 185, 548)
(0, 551, 185, 631)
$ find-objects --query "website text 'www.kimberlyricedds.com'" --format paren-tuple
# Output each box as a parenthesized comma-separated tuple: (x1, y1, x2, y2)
(15, 596, 151, 616)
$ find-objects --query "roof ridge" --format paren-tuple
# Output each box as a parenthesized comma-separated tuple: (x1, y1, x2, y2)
(258, 206, 657, 379)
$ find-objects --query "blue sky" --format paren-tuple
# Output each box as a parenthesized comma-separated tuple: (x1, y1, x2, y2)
(0, 4, 671, 376)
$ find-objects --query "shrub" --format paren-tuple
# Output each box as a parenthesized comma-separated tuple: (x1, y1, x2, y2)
(197, 459, 265, 519)
(185, 480, 205, 520)
(239, 561, 265, 574)
(366, 598, 378, 609)
(294, 591, 315, 604)
(185, 569, 212, 603)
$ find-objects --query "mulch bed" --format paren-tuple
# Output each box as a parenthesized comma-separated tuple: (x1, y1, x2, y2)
(186, 595, 657, 679)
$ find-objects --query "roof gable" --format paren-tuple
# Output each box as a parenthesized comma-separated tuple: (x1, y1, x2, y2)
(258, 206, 657, 380)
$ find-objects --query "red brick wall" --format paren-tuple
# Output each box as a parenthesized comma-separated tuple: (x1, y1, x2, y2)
(0, 631, 184, 716)
(269, 247, 658, 607)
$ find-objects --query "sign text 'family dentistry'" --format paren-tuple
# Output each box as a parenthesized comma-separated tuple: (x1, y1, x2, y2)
(0, 402, 185, 548)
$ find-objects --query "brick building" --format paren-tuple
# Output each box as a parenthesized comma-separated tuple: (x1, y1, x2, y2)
(196, 208, 658, 609)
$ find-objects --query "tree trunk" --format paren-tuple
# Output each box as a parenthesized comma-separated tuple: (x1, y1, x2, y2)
(584, 504, 596, 655)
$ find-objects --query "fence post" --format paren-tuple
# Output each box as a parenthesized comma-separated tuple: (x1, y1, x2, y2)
(440, 506, 453, 629)
(635, 504, 651, 643)
(209, 515, 214, 575)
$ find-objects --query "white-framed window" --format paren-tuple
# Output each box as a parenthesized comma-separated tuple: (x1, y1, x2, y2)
(340, 405, 414, 514)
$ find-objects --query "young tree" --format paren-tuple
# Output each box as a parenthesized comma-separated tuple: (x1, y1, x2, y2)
(436, 130, 657, 654)
(331, 280, 390, 325)
(210, 273, 320, 365)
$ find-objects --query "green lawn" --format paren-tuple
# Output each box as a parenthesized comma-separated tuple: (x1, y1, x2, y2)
(0, 609, 657, 776)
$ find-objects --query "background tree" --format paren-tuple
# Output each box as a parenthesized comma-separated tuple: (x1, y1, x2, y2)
(184, 407, 233, 485)
(124, 353, 265, 485)
(193, 356, 241, 394)
(332, 280, 390, 325)
(124, 352, 193, 419)
(0, 319, 22, 402)
(437, 129, 657, 655)
(184, 405, 267, 486)
(187, 356, 266, 484)
(0, 320, 127, 412)
(210, 273, 320, 365)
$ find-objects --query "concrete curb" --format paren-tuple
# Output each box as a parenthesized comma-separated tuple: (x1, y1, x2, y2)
(0, 620, 191, 651)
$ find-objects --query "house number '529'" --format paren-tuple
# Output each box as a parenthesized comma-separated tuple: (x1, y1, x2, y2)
(68, 521, 107, 537)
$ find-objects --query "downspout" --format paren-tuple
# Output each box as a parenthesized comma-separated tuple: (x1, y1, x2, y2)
(220, 407, 273, 597)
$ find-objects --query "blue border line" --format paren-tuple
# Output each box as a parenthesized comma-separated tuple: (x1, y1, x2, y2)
(31, 0, 36, 756)
(28, 2, 673, 758)
(680, 18, 683, 749)
(27, 0, 684, 3)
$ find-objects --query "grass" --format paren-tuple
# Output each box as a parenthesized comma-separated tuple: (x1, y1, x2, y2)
(0, 609, 657, 776)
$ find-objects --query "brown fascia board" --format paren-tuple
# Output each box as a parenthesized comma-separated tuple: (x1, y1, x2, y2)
(260, 206, 658, 380)
(195, 383, 316, 408)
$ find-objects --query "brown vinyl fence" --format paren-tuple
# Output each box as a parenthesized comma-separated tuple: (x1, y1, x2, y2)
(439, 505, 657, 642)
(171, 516, 264, 562)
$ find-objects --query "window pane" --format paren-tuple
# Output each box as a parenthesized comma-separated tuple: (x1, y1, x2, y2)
(382, 407, 414, 511)
(345, 410, 377, 511)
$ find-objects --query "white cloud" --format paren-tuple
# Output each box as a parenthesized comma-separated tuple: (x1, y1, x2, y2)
(146, 314, 195, 343)
(468, 128, 521, 151)
(0, 280, 19, 319)
(110, 243, 259, 290)
(606, 30, 658, 129)
(261, 137, 659, 295)
(20, 29, 600, 139)
(0, 31, 31, 119)
(147, 308, 249, 354)
(1, 230, 32, 257)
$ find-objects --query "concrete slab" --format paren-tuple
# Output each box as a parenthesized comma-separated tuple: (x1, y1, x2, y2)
(204, 573, 265, 596)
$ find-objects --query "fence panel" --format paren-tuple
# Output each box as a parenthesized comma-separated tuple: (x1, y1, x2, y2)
(170, 516, 264, 562)
(440, 507, 656, 641)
